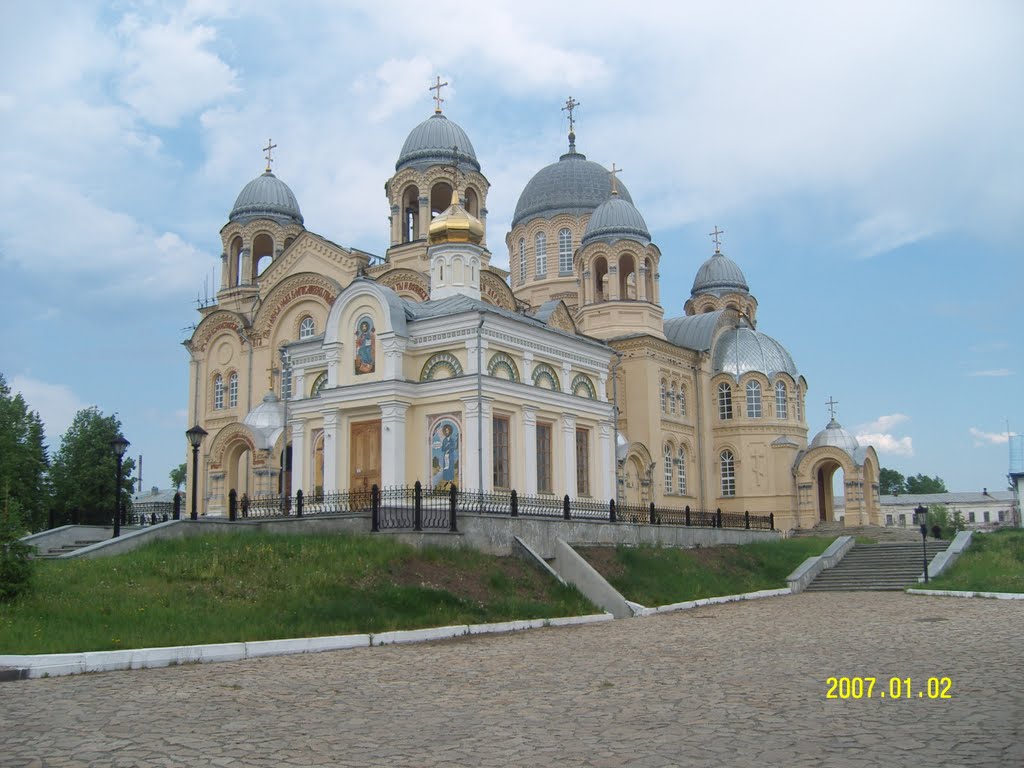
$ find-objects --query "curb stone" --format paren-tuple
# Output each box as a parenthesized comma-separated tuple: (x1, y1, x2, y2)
(907, 588, 1024, 600)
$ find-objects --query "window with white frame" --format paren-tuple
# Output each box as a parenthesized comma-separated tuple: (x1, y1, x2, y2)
(537, 423, 553, 494)
(669, 384, 676, 415)
(720, 449, 735, 496)
(576, 428, 590, 496)
(228, 372, 238, 408)
(746, 380, 762, 418)
(660, 380, 667, 412)
(214, 375, 224, 409)
(718, 382, 733, 420)
(535, 231, 547, 277)
(677, 447, 686, 495)
(299, 316, 315, 340)
(678, 385, 686, 417)
(518, 238, 526, 284)
(775, 381, 788, 419)
(664, 444, 674, 494)
(796, 388, 803, 422)
(558, 228, 572, 273)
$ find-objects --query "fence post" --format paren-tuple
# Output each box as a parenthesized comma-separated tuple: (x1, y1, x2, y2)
(744, 510, 750, 529)
(297, 489, 304, 518)
(716, 508, 723, 528)
(371, 484, 380, 532)
(414, 480, 423, 531)
(563, 494, 571, 520)
(228, 489, 237, 521)
(449, 484, 458, 532)
(769, 512, 775, 531)
(649, 502, 656, 525)
(609, 499, 616, 523)
(173, 492, 182, 520)
(510, 489, 518, 517)
(685, 505, 691, 527)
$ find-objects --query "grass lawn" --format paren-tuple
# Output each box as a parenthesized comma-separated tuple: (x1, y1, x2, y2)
(0, 534, 594, 654)
(576, 537, 834, 607)
(918, 529, 1024, 593)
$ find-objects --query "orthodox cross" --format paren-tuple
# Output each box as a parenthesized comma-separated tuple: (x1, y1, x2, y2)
(430, 76, 448, 113)
(562, 96, 580, 134)
(263, 138, 277, 172)
(267, 363, 279, 392)
(709, 225, 724, 252)
(609, 162, 622, 195)
(826, 396, 839, 420)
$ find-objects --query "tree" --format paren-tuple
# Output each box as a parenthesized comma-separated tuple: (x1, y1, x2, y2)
(169, 463, 187, 492)
(905, 473, 947, 494)
(0, 373, 50, 532)
(50, 407, 135, 526)
(879, 467, 906, 496)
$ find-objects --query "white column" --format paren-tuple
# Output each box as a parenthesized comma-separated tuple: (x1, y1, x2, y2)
(522, 351, 534, 384)
(290, 420, 306, 495)
(461, 396, 480, 493)
(522, 406, 537, 495)
(293, 370, 306, 401)
(599, 421, 615, 500)
(481, 399, 493, 492)
(561, 413, 577, 498)
(561, 362, 573, 394)
(379, 400, 408, 487)
(325, 344, 341, 388)
(382, 336, 405, 380)
(465, 335, 488, 374)
(597, 372, 608, 402)
(323, 410, 339, 492)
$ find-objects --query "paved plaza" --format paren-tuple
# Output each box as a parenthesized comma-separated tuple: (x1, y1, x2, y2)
(1, 592, 1021, 767)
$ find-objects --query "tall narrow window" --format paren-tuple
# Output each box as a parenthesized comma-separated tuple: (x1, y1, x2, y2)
(664, 444, 674, 494)
(746, 380, 762, 418)
(718, 382, 733, 420)
(518, 238, 526, 284)
(796, 388, 803, 422)
(299, 316, 315, 340)
(576, 428, 590, 496)
(537, 423, 553, 494)
(775, 381, 788, 419)
(669, 384, 676, 415)
(493, 416, 510, 489)
(558, 228, 573, 273)
(677, 447, 686, 495)
(660, 380, 667, 412)
(721, 449, 735, 497)
(678, 385, 686, 417)
(281, 368, 292, 401)
(535, 231, 547, 277)
(228, 372, 238, 408)
(214, 375, 224, 410)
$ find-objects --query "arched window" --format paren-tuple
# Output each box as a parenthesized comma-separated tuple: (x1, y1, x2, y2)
(720, 449, 735, 497)
(311, 372, 328, 397)
(669, 383, 676, 415)
(518, 238, 526, 284)
(214, 375, 224, 410)
(678, 385, 687, 417)
(299, 316, 315, 340)
(718, 382, 733, 420)
(775, 381, 788, 419)
(660, 380, 667, 412)
(677, 447, 686, 495)
(535, 231, 547, 277)
(796, 388, 803, 422)
(558, 228, 572, 273)
(228, 373, 238, 408)
(664, 444, 674, 494)
(746, 380, 762, 418)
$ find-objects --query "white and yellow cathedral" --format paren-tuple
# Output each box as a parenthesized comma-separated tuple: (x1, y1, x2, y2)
(184, 96, 881, 532)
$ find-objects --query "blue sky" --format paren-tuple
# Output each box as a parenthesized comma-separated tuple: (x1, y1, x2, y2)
(1, 0, 1020, 495)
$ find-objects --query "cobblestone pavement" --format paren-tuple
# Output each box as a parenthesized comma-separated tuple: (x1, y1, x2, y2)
(1, 592, 1021, 767)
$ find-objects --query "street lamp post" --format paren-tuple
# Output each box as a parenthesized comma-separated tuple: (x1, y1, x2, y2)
(186, 425, 208, 521)
(110, 434, 130, 538)
(915, 504, 929, 583)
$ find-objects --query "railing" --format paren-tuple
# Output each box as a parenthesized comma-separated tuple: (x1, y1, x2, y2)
(219, 483, 775, 532)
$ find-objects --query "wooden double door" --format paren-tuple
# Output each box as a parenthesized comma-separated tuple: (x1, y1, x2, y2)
(350, 420, 381, 491)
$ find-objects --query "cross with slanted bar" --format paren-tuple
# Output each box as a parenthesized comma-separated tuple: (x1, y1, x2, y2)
(263, 139, 277, 172)
(430, 76, 448, 113)
(609, 162, 622, 195)
(562, 96, 580, 134)
(826, 396, 839, 420)
(709, 225, 724, 252)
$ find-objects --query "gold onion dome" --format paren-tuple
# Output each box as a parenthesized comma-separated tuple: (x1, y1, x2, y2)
(428, 189, 484, 245)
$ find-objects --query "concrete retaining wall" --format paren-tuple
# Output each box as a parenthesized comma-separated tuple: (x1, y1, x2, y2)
(786, 536, 855, 593)
(21, 525, 115, 555)
(921, 530, 973, 582)
(551, 538, 632, 618)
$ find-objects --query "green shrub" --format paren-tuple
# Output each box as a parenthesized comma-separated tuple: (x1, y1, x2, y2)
(0, 515, 33, 602)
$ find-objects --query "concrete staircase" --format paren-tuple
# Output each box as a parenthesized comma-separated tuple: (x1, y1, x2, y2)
(791, 521, 924, 543)
(37, 539, 105, 558)
(805, 541, 950, 591)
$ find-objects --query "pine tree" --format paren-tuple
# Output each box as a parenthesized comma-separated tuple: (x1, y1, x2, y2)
(0, 373, 51, 532)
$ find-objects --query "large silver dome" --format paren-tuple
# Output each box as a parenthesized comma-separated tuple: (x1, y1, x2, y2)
(712, 324, 798, 379)
(512, 147, 632, 229)
(229, 171, 304, 225)
(396, 113, 480, 173)
(691, 251, 749, 297)
(581, 195, 650, 246)
(810, 418, 860, 454)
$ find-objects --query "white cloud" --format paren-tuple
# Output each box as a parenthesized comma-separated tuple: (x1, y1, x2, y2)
(857, 414, 910, 433)
(970, 428, 1015, 447)
(10, 375, 87, 443)
(855, 414, 913, 456)
(968, 369, 1013, 377)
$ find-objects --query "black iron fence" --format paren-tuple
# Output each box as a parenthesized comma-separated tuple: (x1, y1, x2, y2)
(220, 482, 774, 533)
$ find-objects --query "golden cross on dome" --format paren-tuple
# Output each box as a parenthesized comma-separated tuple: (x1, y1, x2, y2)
(709, 225, 724, 252)
(609, 163, 622, 195)
(267, 364, 278, 391)
(430, 76, 448, 113)
(562, 96, 580, 134)
(263, 138, 277, 172)
(826, 396, 839, 420)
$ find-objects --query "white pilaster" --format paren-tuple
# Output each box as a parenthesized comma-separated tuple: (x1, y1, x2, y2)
(379, 400, 409, 487)
(290, 420, 306, 495)
(522, 406, 537, 495)
(323, 410, 339, 492)
(461, 396, 481, 493)
(561, 413, 577, 497)
(382, 335, 405, 380)
(522, 351, 534, 383)
(599, 421, 615, 500)
(325, 344, 341, 388)
(293, 370, 306, 401)
(597, 372, 608, 402)
(561, 362, 573, 394)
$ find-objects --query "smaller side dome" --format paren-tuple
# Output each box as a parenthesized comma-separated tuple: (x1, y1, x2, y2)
(229, 171, 304, 225)
(810, 418, 861, 455)
(581, 196, 651, 246)
(691, 251, 749, 297)
(428, 189, 484, 245)
(712, 323, 798, 379)
(397, 113, 480, 173)
(242, 391, 285, 450)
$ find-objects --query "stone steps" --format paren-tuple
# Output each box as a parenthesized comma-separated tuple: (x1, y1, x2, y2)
(805, 542, 949, 592)
(38, 539, 105, 558)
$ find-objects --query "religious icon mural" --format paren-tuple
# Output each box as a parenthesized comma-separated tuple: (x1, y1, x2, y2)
(430, 417, 461, 491)
(353, 315, 376, 374)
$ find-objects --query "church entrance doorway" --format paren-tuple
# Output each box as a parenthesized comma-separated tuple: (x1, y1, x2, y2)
(816, 461, 844, 522)
(350, 420, 381, 492)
